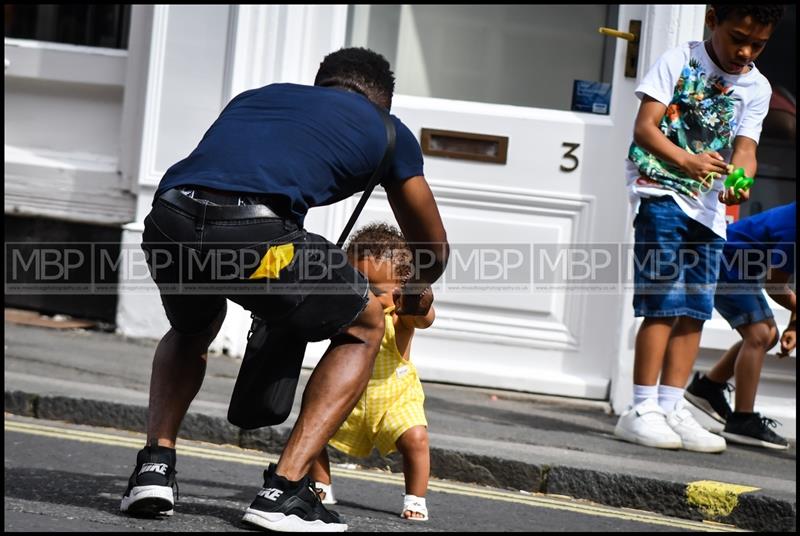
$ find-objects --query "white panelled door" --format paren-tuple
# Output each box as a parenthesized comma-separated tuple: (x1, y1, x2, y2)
(303, 5, 648, 400)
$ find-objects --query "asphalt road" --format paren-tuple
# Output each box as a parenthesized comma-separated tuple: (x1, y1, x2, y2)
(4, 416, 744, 532)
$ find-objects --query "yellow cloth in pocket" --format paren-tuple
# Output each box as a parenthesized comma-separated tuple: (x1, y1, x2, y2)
(248, 243, 294, 280)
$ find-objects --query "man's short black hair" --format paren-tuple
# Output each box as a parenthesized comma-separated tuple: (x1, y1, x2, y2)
(314, 47, 395, 110)
(711, 5, 785, 27)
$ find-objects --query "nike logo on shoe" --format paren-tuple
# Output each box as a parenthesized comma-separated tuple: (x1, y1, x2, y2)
(257, 488, 284, 501)
(139, 463, 169, 476)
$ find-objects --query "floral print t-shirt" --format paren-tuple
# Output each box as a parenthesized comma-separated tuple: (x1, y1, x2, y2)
(625, 41, 771, 238)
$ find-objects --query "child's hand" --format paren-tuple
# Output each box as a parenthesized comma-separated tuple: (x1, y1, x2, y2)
(719, 185, 750, 205)
(683, 151, 728, 184)
(777, 326, 796, 358)
(392, 286, 433, 316)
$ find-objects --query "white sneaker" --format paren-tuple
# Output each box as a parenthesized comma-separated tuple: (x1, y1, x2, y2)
(614, 398, 682, 449)
(666, 400, 726, 453)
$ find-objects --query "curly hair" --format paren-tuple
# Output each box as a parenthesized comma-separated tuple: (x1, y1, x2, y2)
(314, 47, 395, 110)
(711, 5, 785, 27)
(345, 222, 412, 280)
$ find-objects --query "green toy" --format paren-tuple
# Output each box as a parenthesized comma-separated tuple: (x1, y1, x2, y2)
(724, 166, 754, 197)
(700, 165, 755, 197)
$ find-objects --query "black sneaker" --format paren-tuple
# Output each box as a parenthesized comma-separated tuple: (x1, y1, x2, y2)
(684, 372, 733, 424)
(722, 412, 790, 450)
(242, 463, 347, 532)
(120, 442, 178, 516)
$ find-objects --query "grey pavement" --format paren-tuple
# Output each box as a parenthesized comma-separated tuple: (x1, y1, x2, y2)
(4, 319, 796, 532)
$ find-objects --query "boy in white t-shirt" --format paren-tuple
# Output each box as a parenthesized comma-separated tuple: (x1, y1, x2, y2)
(614, 5, 785, 453)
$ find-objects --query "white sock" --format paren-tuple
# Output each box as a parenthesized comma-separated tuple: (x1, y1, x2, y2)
(633, 384, 658, 407)
(658, 384, 684, 413)
(314, 482, 336, 503)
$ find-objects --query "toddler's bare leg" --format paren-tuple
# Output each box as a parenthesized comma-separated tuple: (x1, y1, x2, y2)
(309, 447, 332, 485)
(309, 447, 334, 502)
(396, 425, 430, 519)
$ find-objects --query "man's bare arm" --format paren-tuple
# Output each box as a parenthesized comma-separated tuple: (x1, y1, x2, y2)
(385, 176, 449, 314)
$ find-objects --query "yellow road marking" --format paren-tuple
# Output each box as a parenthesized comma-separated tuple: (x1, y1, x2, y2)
(5, 418, 746, 532)
(686, 480, 760, 518)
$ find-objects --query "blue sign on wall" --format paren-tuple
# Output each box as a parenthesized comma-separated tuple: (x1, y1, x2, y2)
(571, 80, 612, 115)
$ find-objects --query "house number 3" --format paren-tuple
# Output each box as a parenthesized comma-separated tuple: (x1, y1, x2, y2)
(560, 142, 580, 172)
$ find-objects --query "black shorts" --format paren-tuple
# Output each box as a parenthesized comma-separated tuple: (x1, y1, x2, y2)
(141, 188, 369, 341)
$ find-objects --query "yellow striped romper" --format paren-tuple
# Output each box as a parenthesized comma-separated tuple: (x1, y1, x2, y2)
(329, 306, 427, 457)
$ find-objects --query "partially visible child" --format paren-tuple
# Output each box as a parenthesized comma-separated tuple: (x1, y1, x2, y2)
(310, 222, 434, 520)
(614, 5, 784, 453)
(685, 201, 796, 450)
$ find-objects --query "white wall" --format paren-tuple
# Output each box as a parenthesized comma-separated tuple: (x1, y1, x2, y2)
(4, 39, 135, 224)
(115, 5, 350, 356)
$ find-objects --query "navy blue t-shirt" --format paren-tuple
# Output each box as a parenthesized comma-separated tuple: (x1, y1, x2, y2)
(720, 201, 796, 282)
(156, 83, 424, 224)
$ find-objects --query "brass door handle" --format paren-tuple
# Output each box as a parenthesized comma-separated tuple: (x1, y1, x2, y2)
(599, 21, 642, 78)
(598, 27, 637, 42)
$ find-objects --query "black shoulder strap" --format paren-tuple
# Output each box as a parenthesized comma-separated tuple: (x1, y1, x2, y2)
(336, 105, 396, 248)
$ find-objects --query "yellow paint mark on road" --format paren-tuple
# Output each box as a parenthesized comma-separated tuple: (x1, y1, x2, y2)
(5, 417, 747, 532)
(686, 480, 760, 518)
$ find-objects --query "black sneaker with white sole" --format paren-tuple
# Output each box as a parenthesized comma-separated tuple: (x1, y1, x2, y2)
(684, 371, 733, 424)
(242, 463, 347, 532)
(722, 412, 790, 450)
(120, 442, 178, 516)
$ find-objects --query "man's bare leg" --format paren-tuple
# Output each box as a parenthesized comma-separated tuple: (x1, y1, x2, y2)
(276, 295, 384, 481)
(147, 306, 226, 448)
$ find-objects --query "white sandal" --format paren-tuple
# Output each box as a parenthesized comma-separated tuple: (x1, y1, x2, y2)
(314, 482, 337, 505)
(400, 494, 428, 521)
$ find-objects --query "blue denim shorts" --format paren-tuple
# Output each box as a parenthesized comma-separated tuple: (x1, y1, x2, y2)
(632, 197, 724, 320)
(714, 271, 774, 329)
